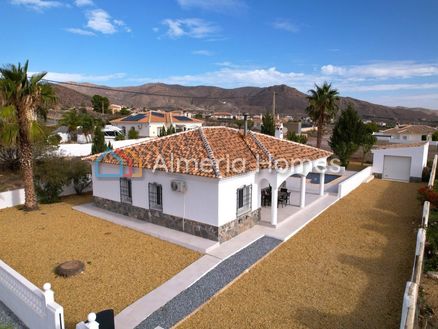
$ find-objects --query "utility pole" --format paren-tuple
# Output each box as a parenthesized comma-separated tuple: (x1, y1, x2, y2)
(272, 91, 276, 117)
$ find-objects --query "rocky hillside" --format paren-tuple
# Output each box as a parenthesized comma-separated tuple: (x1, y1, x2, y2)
(52, 82, 438, 124)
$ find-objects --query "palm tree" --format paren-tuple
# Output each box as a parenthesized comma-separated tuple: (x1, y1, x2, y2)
(59, 109, 81, 142)
(306, 82, 340, 149)
(0, 61, 55, 210)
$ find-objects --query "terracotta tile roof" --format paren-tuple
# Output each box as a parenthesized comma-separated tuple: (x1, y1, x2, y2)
(382, 125, 436, 135)
(110, 111, 203, 125)
(84, 127, 332, 178)
(373, 142, 428, 150)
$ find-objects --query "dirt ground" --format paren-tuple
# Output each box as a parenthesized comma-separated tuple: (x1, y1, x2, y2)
(421, 277, 438, 328)
(179, 179, 423, 329)
(0, 195, 200, 328)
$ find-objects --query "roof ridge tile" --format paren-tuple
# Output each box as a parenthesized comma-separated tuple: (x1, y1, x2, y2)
(198, 127, 221, 178)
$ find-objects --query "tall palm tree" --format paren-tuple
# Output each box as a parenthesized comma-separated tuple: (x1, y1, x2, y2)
(0, 61, 55, 210)
(306, 82, 340, 149)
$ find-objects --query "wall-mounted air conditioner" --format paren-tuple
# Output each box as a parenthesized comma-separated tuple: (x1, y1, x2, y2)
(171, 180, 187, 193)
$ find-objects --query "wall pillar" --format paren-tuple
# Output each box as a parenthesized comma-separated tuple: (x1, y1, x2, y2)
(319, 170, 326, 196)
(271, 187, 278, 225)
(300, 175, 306, 208)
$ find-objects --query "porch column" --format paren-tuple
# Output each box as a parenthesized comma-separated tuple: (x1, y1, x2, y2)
(319, 170, 326, 196)
(300, 175, 306, 208)
(271, 187, 278, 225)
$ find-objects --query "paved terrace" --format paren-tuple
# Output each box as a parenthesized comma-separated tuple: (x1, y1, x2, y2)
(179, 180, 423, 329)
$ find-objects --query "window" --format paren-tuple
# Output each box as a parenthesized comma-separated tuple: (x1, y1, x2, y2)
(149, 183, 163, 211)
(120, 178, 132, 204)
(236, 185, 252, 216)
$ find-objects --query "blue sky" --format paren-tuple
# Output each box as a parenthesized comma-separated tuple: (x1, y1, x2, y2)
(1, 0, 438, 109)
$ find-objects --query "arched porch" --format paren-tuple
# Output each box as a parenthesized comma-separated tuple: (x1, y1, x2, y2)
(256, 160, 328, 226)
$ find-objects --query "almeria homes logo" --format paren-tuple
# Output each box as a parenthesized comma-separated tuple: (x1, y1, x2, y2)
(94, 147, 342, 178)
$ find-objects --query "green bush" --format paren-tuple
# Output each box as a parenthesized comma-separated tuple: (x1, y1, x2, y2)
(48, 134, 62, 146)
(115, 134, 125, 141)
(34, 157, 70, 203)
(67, 158, 91, 195)
(128, 127, 139, 139)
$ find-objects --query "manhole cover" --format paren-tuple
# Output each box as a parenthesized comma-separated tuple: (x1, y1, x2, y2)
(55, 260, 85, 277)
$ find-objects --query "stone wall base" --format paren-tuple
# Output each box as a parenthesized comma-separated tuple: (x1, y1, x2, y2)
(373, 173, 422, 182)
(94, 197, 260, 243)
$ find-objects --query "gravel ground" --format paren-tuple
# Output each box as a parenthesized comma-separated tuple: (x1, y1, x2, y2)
(135, 236, 281, 329)
(0, 195, 200, 329)
(178, 179, 423, 329)
(0, 300, 27, 329)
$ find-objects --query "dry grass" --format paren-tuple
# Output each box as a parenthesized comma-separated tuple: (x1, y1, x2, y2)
(179, 180, 423, 329)
(0, 195, 200, 328)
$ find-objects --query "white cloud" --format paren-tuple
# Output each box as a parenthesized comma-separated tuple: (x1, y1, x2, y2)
(162, 18, 219, 39)
(341, 82, 438, 92)
(176, 0, 246, 12)
(74, 0, 93, 6)
(10, 0, 62, 10)
(321, 61, 438, 79)
(35, 71, 126, 82)
(65, 27, 95, 36)
(86, 9, 117, 34)
(272, 19, 299, 33)
(192, 50, 214, 56)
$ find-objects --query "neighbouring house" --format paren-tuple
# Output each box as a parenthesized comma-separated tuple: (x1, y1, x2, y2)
(371, 142, 429, 182)
(375, 124, 436, 143)
(84, 127, 331, 242)
(211, 112, 234, 120)
(109, 104, 123, 114)
(54, 126, 70, 143)
(110, 111, 203, 137)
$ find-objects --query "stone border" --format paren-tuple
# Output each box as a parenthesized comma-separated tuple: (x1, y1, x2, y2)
(134, 236, 281, 329)
(94, 197, 260, 242)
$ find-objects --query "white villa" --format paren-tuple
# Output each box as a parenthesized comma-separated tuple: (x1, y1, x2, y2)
(375, 124, 436, 143)
(85, 127, 331, 242)
(110, 111, 203, 138)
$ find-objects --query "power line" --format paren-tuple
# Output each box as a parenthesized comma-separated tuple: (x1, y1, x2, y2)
(43, 79, 251, 100)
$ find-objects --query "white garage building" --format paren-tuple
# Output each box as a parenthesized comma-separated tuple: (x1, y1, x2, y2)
(371, 142, 429, 182)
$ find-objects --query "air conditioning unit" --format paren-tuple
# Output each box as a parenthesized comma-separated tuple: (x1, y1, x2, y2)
(171, 180, 187, 193)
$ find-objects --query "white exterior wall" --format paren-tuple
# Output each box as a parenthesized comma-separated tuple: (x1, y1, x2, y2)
(371, 143, 429, 178)
(92, 164, 220, 226)
(390, 133, 430, 143)
(217, 173, 259, 226)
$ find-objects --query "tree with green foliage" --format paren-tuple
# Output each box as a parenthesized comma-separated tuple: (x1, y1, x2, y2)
(286, 131, 308, 144)
(167, 125, 176, 135)
(91, 94, 110, 113)
(67, 158, 91, 195)
(79, 112, 95, 141)
(261, 112, 275, 136)
(0, 60, 56, 210)
(59, 109, 81, 141)
(360, 125, 377, 166)
(119, 107, 131, 116)
(329, 105, 366, 167)
(432, 131, 438, 142)
(91, 125, 106, 154)
(34, 157, 70, 204)
(158, 125, 167, 137)
(128, 127, 139, 139)
(306, 82, 340, 149)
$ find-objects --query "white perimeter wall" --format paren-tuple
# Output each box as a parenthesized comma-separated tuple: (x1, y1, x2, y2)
(372, 143, 428, 178)
(338, 167, 373, 199)
(92, 163, 220, 226)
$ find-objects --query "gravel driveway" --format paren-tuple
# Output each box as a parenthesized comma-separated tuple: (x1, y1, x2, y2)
(178, 179, 423, 329)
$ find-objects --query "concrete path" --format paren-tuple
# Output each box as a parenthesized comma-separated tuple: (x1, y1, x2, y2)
(90, 191, 342, 329)
(73, 203, 219, 253)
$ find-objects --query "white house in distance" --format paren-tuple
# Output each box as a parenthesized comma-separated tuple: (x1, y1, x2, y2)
(375, 124, 436, 143)
(85, 127, 331, 242)
(110, 111, 203, 137)
(371, 142, 429, 182)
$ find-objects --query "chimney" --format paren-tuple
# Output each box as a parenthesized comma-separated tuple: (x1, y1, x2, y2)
(243, 113, 249, 136)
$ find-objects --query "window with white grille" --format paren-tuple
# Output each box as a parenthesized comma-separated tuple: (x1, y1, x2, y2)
(236, 185, 252, 216)
(149, 183, 163, 211)
(120, 178, 132, 204)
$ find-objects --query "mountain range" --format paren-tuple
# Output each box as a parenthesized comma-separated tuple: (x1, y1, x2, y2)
(52, 82, 438, 124)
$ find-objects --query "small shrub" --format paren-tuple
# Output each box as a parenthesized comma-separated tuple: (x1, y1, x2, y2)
(48, 134, 62, 146)
(128, 127, 139, 139)
(34, 157, 70, 203)
(67, 158, 91, 195)
(115, 134, 125, 141)
(418, 186, 438, 208)
(422, 166, 431, 182)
